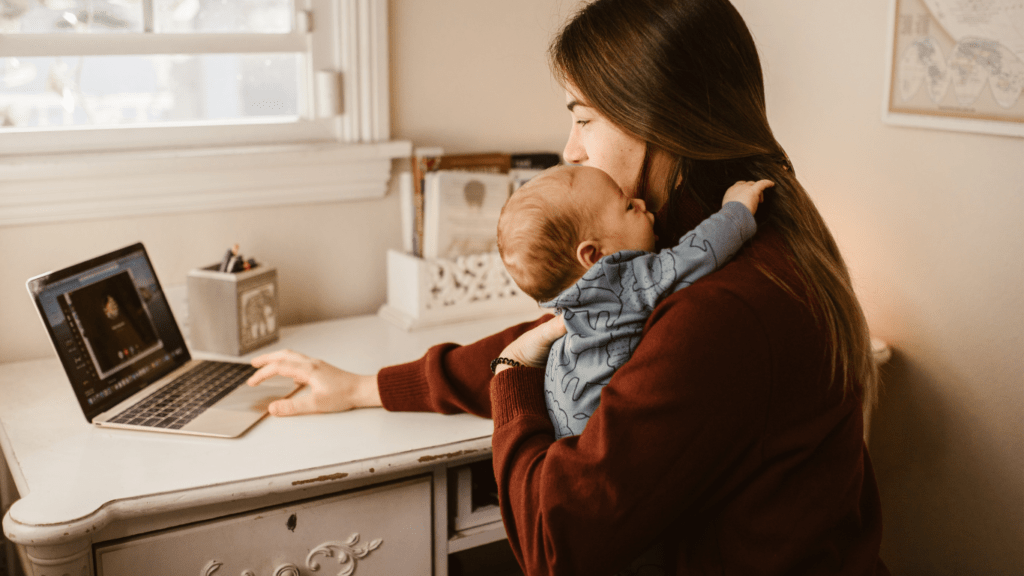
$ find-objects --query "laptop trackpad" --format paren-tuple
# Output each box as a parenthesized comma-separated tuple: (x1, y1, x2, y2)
(214, 374, 298, 413)
(182, 375, 298, 437)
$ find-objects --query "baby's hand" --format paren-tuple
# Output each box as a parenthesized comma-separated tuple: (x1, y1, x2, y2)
(723, 179, 773, 216)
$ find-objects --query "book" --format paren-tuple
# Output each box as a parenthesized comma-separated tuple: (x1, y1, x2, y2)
(510, 152, 561, 170)
(438, 152, 512, 174)
(421, 170, 512, 260)
(411, 147, 444, 257)
(407, 150, 561, 258)
(509, 152, 561, 191)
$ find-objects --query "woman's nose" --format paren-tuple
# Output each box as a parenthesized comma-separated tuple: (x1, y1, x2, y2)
(563, 131, 586, 165)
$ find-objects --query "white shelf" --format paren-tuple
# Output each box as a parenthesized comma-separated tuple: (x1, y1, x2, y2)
(448, 520, 507, 554)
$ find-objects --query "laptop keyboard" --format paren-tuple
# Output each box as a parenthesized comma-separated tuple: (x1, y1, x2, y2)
(109, 361, 257, 430)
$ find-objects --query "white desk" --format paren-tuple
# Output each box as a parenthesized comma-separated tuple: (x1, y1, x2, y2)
(0, 311, 541, 576)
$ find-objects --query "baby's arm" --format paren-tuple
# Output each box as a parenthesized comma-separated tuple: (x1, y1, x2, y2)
(611, 180, 769, 309)
(723, 179, 772, 215)
(669, 202, 755, 276)
(680, 179, 774, 262)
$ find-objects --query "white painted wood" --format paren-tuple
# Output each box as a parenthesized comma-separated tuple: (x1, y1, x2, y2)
(0, 311, 542, 548)
(0, 455, 18, 576)
(141, 0, 154, 33)
(339, 0, 360, 142)
(448, 521, 508, 554)
(0, 119, 338, 157)
(452, 464, 501, 532)
(358, 0, 391, 142)
(95, 477, 431, 576)
(0, 141, 412, 226)
(22, 541, 92, 576)
(432, 467, 449, 576)
(0, 32, 308, 58)
(363, 0, 385, 140)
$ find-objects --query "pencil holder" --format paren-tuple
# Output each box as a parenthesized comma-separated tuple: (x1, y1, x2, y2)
(378, 249, 539, 330)
(187, 264, 279, 355)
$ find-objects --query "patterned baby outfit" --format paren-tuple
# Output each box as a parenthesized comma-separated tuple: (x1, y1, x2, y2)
(541, 201, 756, 438)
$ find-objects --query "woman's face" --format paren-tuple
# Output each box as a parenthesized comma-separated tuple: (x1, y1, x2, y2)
(563, 86, 647, 198)
(562, 85, 671, 211)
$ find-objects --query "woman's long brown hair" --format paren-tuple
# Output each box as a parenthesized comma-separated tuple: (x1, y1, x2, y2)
(551, 0, 877, 405)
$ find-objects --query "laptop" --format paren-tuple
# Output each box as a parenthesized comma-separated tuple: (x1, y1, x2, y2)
(26, 242, 298, 438)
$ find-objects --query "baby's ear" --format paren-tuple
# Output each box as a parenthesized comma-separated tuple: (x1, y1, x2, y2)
(576, 240, 603, 269)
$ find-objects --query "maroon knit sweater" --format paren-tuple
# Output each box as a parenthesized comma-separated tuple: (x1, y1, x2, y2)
(378, 222, 888, 575)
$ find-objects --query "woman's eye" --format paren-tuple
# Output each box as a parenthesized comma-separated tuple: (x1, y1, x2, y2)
(626, 201, 634, 211)
(575, 119, 589, 126)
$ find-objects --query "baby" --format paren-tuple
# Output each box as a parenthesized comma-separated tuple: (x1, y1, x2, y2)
(497, 165, 770, 438)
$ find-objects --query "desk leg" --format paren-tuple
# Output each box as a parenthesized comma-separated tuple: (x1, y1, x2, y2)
(23, 541, 92, 576)
(1, 455, 20, 576)
(432, 466, 448, 576)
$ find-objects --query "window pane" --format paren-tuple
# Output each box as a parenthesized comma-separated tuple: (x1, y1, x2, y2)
(0, 0, 142, 34)
(154, 0, 293, 33)
(0, 54, 302, 129)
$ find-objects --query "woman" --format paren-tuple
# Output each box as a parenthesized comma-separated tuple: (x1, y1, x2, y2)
(248, 0, 888, 573)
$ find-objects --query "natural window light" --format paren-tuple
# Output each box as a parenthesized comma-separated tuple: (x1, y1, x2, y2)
(1, 1, 300, 130)
(0, 0, 410, 226)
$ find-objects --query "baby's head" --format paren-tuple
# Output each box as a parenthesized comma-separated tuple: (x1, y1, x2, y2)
(497, 165, 656, 302)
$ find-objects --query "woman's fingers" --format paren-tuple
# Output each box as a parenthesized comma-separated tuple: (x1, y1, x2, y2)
(501, 315, 568, 369)
(537, 314, 567, 346)
(247, 349, 312, 387)
(268, 396, 308, 417)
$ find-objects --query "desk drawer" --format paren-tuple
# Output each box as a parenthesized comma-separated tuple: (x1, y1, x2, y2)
(95, 476, 431, 576)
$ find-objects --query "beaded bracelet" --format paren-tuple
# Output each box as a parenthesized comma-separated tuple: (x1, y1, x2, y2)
(490, 357, 524, 375)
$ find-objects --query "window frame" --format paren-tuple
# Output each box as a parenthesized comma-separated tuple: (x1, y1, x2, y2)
(0, 0, 410, 227)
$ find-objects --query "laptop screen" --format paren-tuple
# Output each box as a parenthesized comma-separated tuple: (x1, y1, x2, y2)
(27, 243, 190, 422)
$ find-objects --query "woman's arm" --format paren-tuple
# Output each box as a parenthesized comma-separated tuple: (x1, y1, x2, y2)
(247, 350, 382, 415)
(246, 315, 553, 418)
(378, 314, 553, 417)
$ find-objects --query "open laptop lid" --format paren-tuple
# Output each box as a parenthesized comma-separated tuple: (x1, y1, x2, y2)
(27, 243, 191, 422)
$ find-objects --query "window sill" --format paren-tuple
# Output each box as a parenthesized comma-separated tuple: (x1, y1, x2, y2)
(0, 140, 412, 227)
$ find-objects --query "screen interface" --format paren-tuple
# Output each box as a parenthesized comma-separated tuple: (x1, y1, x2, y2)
(31, 247, 188, 417)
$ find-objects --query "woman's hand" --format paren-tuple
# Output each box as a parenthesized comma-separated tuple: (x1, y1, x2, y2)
(494, 315, 567, 374)
(246, 349, 382, 416)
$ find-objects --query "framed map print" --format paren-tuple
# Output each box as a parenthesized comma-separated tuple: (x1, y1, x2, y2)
(884, 0, 1024, 137)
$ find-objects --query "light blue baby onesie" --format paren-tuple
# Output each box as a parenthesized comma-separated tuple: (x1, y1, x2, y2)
(540, 201, 757, 438)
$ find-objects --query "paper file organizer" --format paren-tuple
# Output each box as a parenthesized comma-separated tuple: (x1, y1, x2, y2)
(378, 249, 539, 330)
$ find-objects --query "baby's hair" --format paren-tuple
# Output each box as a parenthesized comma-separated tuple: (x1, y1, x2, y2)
(497, 169, 589, 302)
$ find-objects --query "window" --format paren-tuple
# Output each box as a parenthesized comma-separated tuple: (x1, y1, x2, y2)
(0, 0, 409, 226)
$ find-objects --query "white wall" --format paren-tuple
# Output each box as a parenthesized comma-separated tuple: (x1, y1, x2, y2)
(731, 1, 1024, 574)
(1, 1, 1020, 573)
(388, 0, 573, 153)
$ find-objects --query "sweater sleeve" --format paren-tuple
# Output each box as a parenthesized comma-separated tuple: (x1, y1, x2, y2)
(377, 314, 553, 417)
(489, 286, 774, 575)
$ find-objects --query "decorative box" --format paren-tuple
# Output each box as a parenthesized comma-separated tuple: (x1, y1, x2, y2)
(187, 264, 279, 355)
(378, 250, 539, 330)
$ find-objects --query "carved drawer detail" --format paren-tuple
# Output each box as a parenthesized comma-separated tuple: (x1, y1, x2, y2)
(95, 478, 430, 576)
(307, 534, 383, 575)
(201, 533, 384, 576)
